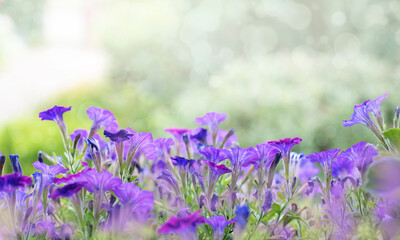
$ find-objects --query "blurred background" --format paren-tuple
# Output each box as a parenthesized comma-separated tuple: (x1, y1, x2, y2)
(0, 0, 399, 174)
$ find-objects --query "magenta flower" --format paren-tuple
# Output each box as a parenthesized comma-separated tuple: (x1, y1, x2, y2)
(0, 173, 32, 193)
(158, 210, 206, 239)
(200, 146, 227, 163)
(268, 137, 302, 160)
(49, 183, 84, 200)
(104, 129, 133, 143)
(87, 106, 118, 138)
(33, 161, 68, 176)
(165, 128, 192, 140)
(206, 216, 235, 240)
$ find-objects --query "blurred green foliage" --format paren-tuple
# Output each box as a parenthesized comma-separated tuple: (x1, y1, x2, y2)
(1, 0, 400, 175)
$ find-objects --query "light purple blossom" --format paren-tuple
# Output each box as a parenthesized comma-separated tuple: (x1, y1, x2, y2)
(104, 129, 133, 143)
(195, 112, 227, 133)
(39, 105, 71, 123)
(87, 106, 118, 138)
(158, 210, 206, 239)
(206, 216, 235, 240)
(70, 129, 88, 149)
(200, 147, 227, 164)
(49, 183, 84, 200)
(33, 161, 68, 176)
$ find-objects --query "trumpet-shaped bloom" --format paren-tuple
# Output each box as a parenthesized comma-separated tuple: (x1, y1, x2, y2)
(39, 105, 71, 124)
(165, 128, 192, 140)
(49, 183, 84, 200)
(158, 210, 206, 239)
(268, 138, 302, 160)
(79, 169, 122, 193)
(200, 147, 227, 163)
(114, 182, 154, 219)
(87, 106, 118, 136)
(206, 216, 235, 240)
(104, 129, 133, 143)
(366, 93, 388, 129)
(124, 128, 155, 161)
(205, 161, 231, 183)
(223, 147, 257, 171)
(70, 129, 88, 149)
(0, 173, 32, 193)
(157, 170, 180, 195)
(147, 137, 174, 162)
(171, 156, 193, 167)
(306, 149, 341, 170)
(252, 143, 280, 169)
(33, 161, 68, 176)
(338, 142, 378, 177)
(195, 112, 227, 133)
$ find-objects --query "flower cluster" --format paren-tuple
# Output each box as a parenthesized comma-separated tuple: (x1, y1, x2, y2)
(0, 93, 398, 239)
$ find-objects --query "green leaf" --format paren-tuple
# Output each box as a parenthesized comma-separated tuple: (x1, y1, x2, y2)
(277, 191, 286, 202)
(383, 128, 400, 152)
(271, 203, 281, 213)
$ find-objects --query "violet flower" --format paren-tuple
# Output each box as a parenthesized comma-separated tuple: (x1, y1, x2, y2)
(191, 128, 208, 145)
(104, 129, 133, 143)
(147, 137, 174, 163)
(39, 106, 71, 146)
(262, 189, 273, 212)
(158, 210, 206, 240)
(200, 146, 227, 164)
(206, 216, 235, 240)
(223, 147, 257, 205)
(79, 169, 122, 194)
(70, 129, 88, 151)
(0, 173, 32, 193)
(33, 161, 68, 176)
(343, 94, 387, 142)
(86, 137, 103, 172)
(235, 205, 250, 232)
(87, 106, 118, 138)
(206, 129, 238, 149)
(157, 170, 180, 196)
(124, 128, 155, 163)
(49, 183, 83, 200)
(337, 142, 378, 182)
(205, 160, 231, 198)
(195, 112, 227, 145)
(268, 138, 302, 180)
(9, 155, 22, 174)
(113, 182, 154, 220)
(307, 149, 341, 174)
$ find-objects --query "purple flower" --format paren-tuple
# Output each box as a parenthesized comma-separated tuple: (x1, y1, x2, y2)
(147, 138, 174, 162)
(235, 205, 250, 230)
(39, 105, 71, 123)
(171, 156, 193, 167)
(104, 129, 133, 143)
(79, 169, 122, 193)
(70, 129, 88, 149)
(252, 143, 280, 170)
(87, 106, 118, 138)
(268, 138, 302, 160)
(306, 149, 341, 172)
(39, 106, 71, 144)
(223, 147, 257, 171)
(49, 183, 83, 200)
(366, 157, 400, 197)
(343, 96, 386, 141)
(165, 128, 192, 140)
(113, 182, 154, 219)
(200, 147, 227, 164)
(297, 156, 320, 184)
(206, 216, 235, 240)
(0, 173, 32, 193)
(331, 157, 354, 178)
(338, 142, 378, 180)
(158, 210, 206, 239)
(195, 112, 227, 133)
(205, 161, 231, 198)
(157, 170, 180, 195)
(33, 171, 54, 195)
(191, 128, 208, 144)
(262, 189, 273, 212)
(366, 93, 388, 130)
(33, 161, 68, 176)
(125, 128, 155, 162)
(9, 154, 22, 174)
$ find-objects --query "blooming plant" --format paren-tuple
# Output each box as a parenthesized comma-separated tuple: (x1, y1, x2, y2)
(0, 93, 399, 239)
